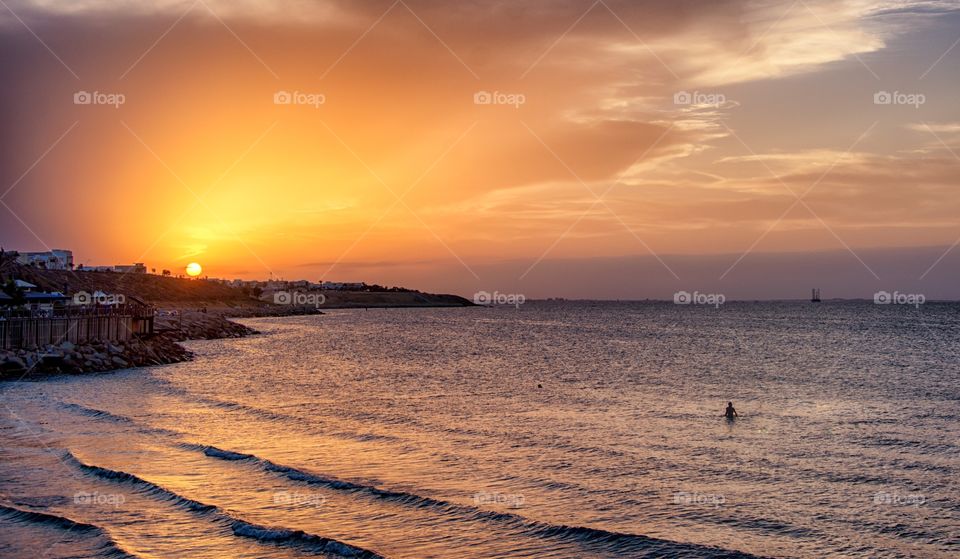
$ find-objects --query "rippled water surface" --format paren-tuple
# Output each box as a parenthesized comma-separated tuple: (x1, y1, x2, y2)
(2, 302, 958, 558)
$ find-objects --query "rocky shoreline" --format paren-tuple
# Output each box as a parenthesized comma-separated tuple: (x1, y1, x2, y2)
(154, 310, 264, 341)
(0, 255, 473, 380)
(0, 287, 474, 380)
(0, 311, 261, 380)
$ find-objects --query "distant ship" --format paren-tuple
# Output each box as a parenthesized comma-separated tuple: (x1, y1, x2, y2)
(811, 288, 822, 302)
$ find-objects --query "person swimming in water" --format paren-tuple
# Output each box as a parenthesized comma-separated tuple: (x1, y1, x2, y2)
(724, 402, 738, 419)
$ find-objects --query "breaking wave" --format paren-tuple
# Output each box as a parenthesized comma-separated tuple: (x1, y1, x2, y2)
(189, 444, 769, 558)
(61, 451, 384, 558)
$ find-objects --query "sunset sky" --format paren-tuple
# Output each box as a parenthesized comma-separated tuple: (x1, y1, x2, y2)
(2, 0, 959, 299)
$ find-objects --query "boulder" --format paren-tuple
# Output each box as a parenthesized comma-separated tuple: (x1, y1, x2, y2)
(1, 356, 27, 373)
(39, 353, 64, 366)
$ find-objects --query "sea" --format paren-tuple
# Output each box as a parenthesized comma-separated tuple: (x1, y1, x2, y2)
(1, 301, 958, 558)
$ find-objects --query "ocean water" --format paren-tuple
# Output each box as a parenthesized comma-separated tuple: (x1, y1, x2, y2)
(1, 301, 958, 559)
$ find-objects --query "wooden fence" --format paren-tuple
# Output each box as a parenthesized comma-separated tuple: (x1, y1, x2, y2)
(0, 310, 155, 350)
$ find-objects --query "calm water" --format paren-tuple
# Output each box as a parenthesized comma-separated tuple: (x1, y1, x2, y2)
(1, 302, 958, 558)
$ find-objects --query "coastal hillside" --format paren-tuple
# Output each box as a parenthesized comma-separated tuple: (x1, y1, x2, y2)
(307, 290, 473, 309)
(7, 264, 253, 307)
(1, 258, 472, 377)
(2, 261, 472, 309)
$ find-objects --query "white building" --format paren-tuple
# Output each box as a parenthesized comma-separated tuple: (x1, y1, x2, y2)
(16, 249, 73, 270)
(113, 263, 147, 274)
(320, 281, 366, 291)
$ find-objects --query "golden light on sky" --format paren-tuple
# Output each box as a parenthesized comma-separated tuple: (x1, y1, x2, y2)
(2, 1, 960, 298)
(185, 262, 203, 278)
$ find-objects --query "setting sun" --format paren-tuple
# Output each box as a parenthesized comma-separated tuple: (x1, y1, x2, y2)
(185, 262, 202, 277)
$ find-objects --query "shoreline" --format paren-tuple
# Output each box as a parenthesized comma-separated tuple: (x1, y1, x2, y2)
(0, 301, 475, 380)
(0, 306, 308, 380)
(0, 309, 255, 380)
(0, 260, 474, 380)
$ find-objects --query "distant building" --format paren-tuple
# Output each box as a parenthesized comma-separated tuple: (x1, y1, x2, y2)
(0, 278, 67, 311)
(14, 279, 37, 291)
(76, 263, 147, 273)
(320, 281, 366, 291)
(24, 292, 67, 304)
(113, 263, 147, 274)
(15, 249, 73, 270)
